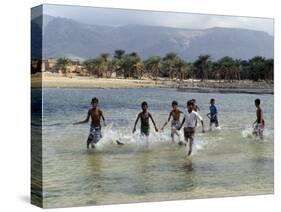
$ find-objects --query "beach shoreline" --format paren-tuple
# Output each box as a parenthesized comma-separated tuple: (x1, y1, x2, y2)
(31, 73, 273, 93)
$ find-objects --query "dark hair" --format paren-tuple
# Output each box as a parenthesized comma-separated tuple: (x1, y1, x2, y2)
(141, 101, 148, 107)
(210, 98, 215, 102)
(255, 98, 261, 105)
(91, 97, 99, 104)
(191, 99, 196, 102)
(187, 100, 194, 106)
(172, 100, 178, 106)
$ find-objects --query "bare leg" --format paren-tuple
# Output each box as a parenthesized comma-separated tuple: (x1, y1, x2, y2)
(144, 135, 149, 147)
(258, 128, 264, 140)
(252, 125, 258, 136)
(209, 122, 212, 131)
(187, 137, 194, 156)
(171, 130, 175, 143)
(185, 137, 190, 155)
(174, 130, 180, 142)
(215, 119, 219, 127)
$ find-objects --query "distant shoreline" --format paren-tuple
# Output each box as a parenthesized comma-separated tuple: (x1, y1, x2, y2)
(31, 73, 273, 94)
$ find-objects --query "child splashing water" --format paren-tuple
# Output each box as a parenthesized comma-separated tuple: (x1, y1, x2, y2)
(132, 101, 158, 138)
(207, 98, 219, 131)
(161, 100, 183, 143)
(73, 97, 106, 149)
(191, 99, 200, 127)
(252, 98, 265, 139)
(178, 100, 205, 156)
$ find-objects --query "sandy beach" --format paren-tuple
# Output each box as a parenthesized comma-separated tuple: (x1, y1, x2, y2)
(31, 72, 273, 91)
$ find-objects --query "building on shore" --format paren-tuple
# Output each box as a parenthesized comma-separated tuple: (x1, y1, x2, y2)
(32, 58, 88, 76)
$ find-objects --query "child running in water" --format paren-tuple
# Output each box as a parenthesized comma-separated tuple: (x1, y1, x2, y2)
(207, 98, 219, 130)
(178, 100, 205, 156)
(161, 100, 183, 143)
(192, 99, 200, 112)
(192, 99, 200, 126)
(253, 98, 265, 139)
(133, 101, 158, 136)
(74, 97, 106, 149)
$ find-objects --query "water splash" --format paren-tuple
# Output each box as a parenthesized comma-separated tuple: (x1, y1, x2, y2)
(241, 125, 254, 138)
(241, 125, 273, 142)
(92, 123, 208, 155)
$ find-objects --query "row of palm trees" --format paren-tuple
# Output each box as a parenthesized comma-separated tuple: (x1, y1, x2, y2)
(52, 50, 274, 82)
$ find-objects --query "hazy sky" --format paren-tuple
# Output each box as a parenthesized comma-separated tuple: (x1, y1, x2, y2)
(37, 4, 274, 35)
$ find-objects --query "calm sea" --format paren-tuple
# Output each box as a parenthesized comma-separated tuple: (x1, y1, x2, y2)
(34, 88, 273, 208)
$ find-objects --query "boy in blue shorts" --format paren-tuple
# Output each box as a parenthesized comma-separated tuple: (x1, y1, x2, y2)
(74, 97, 106, 149)
(207, 98, 219, 130)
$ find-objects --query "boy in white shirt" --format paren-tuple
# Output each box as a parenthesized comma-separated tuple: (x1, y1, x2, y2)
(178, 100, 205, 156)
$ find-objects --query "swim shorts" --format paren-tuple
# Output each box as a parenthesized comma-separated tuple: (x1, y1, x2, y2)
(210, 115, 219, 127)
(141, 126, 150, 136)
(171, 120, 180, 130)
(184, 127, 195, 139)
(87, 127, 102, 146)
(253, 123, 264, 136)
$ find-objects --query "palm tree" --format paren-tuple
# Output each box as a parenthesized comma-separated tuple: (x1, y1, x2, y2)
(248, 56, 266, 81)
(234, 59, 242, 81)
(216, 56, 240, 82)
(193, 54, 211, 81)
(122, 52, 141, 78)
(54, 58, 72, 77)
(144, 56, 162, 81)
(99, 53, 111, 77)
(211, 62, 222, 82)
(82, 59, 96, 76)
(265, 58, 274, 81)
(133, 62, 146, 79)
(82, 57, 104, 77)
(114, 49, 126, 59)
(174, 58, 189, 82)
(80, 50, 273, 82)
(111, 50, 126, 78)
(162, 52, 178, 79)
(93, 57, 104, 77)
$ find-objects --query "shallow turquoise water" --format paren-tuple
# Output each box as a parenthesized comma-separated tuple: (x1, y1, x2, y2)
(39, 88, 273, 208)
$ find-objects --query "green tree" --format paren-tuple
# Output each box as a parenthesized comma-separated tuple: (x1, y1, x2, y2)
(161, 52, 178, 79)
(112, 50, 126, 77)
(99, 53, 112, 78)
(114, 49, 126, 59)
(82, 59, 96, 75)
(133, 61, 146, 79)
(121, 52, 141, 78)
(264, 58, 274, 81)
(193, 54, 211, 81)
(174, 58, 189, 82)
(216, 56, 240, 82)
(144, 56, 162, 80)
(239, 60, 250, 80)
(54, 58, 72, 76)
(248, 56, 266, 81)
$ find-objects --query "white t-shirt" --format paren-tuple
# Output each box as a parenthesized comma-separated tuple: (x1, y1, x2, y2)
(183, 110, 203, 128)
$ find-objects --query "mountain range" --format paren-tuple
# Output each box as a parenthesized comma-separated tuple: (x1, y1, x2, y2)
(31, 15, 274, 61)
